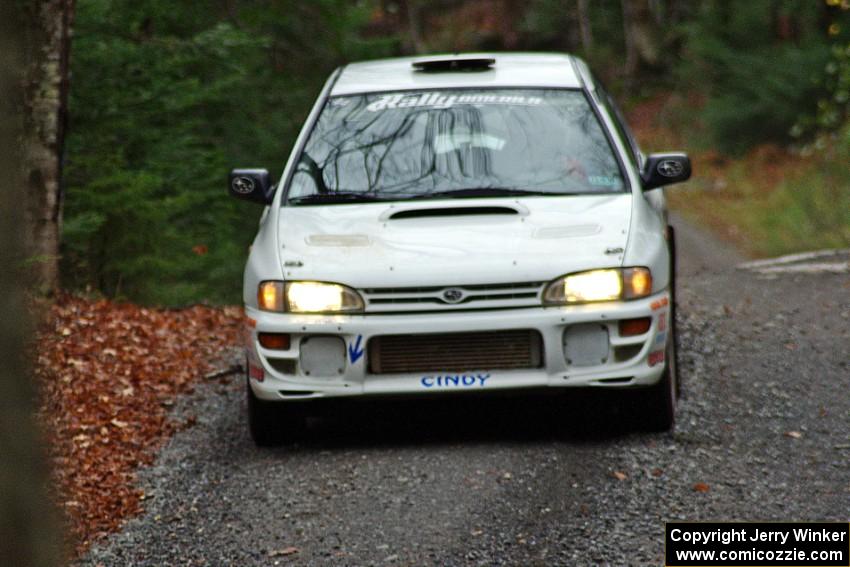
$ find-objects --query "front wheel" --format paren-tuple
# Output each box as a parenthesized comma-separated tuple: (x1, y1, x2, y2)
(639, 337, 678, 432)
(668, 224, 681, 398)
(247, 380, 305, 446)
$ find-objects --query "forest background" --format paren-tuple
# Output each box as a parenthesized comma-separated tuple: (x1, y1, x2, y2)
(33, 0, 850, 304)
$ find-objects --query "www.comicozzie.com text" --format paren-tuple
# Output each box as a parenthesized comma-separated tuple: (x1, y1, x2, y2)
(670, 526, 847, 546)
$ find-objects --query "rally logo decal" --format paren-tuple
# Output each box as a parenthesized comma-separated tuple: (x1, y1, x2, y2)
(367, 92, 544, 112)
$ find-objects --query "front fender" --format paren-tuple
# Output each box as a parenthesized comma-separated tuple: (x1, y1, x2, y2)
(623, 192, 670, 292)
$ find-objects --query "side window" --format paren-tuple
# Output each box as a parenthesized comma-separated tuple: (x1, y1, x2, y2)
(593, 79, 642, 170)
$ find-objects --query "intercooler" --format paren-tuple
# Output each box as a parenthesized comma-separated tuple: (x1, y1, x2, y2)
(367, 329, 544, 374)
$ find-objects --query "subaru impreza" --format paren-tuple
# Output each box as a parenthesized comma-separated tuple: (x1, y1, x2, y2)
(229, 53, 691, 445)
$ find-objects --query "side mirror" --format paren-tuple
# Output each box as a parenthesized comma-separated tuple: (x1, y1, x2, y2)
(641, 153, 691, 190)
(229, 168, 274, 205)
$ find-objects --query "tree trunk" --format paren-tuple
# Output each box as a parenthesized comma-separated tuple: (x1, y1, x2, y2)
(576, 0, 593, 51)
(497, 0, 523, 49)
(405, 0, 427, 54)
(648, 0, 664, 25)
(666, 0, 685, 26)
(0, 3, 63, 565)
(21, 0, 76, 294)
(621, 0, 660, 85)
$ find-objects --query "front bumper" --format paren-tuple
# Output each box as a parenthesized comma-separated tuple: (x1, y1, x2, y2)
(245, 291, 672, 402)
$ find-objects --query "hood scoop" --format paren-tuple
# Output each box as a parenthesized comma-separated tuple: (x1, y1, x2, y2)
(387, 205, 521, 220)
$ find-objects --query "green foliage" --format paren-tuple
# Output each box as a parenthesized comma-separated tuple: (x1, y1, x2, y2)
(521, 0, 630, 88)
(64, 0, 393, 305)
(793, 5, 850, 137)
(698, 45, 829, 153)
(682, 0, 830, 154)
(522, 0, 625, 51)
(62, 0, 850, 304)
(758, 128, 850, 253)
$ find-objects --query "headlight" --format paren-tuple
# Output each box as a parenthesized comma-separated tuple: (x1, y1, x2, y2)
(258, 280, 364, 313)
(542, 268, 652, 304)
(286, 281, 364, 313)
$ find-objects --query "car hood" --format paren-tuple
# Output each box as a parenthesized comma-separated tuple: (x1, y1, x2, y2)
(277, 194, 632, 288)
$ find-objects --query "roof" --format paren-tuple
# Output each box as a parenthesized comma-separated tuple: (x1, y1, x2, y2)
(331, 52, 585, 96)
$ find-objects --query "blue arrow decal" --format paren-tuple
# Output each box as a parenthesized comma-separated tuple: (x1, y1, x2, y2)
(348, 335, 365, 364)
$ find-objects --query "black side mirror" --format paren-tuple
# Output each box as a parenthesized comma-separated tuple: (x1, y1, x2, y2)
(641, 153, 691, 190)
(229, 168, 274, 205)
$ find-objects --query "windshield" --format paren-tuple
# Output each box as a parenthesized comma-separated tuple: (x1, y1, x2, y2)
(286, 88, 626, 205)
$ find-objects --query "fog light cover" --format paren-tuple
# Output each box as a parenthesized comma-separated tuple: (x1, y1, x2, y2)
(564, 323, 610, 366)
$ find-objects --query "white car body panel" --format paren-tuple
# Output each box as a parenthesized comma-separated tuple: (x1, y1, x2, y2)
(245, 291, 669, 401)
(277, 195, 635, 288)
(332, 53, 582, 96)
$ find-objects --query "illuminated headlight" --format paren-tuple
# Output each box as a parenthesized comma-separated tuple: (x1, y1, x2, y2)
(542, 268, 652, 304)
(258, 281, 364, 313)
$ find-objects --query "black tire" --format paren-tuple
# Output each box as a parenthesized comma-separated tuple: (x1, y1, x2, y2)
(637, 227, 680, 432)
(247, 379, 305, 447)
(668, 224, 682, 398)
(639, 320, 678, 432)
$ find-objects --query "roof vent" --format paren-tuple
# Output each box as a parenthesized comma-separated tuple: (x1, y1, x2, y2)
(412, 56, 495, 72)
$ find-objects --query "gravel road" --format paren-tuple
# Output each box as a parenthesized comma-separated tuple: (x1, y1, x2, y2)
(82, 218, 850, 566)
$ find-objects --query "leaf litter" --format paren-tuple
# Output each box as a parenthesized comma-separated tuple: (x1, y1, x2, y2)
(34, 295, 242, 556)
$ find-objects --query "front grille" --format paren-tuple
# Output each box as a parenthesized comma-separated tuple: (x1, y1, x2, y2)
(361, 281, 545, 313)
(368, 330, 543, 374)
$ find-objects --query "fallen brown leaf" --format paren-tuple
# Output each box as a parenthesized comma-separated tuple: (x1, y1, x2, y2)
(269, 547, 299, 557)
(693, 482, 710, 493)
(35, 294, 243, 557)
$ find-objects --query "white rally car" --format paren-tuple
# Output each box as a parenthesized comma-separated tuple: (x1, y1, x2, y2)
(229, 53, 691, 445)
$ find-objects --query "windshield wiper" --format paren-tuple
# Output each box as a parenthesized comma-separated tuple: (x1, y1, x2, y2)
(409, 188, 564, 199)
(288, 192, 388, 205)
(290, 188, 580, 205)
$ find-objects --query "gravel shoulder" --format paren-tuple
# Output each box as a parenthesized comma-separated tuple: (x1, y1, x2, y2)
(81, 217, 850, 566)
